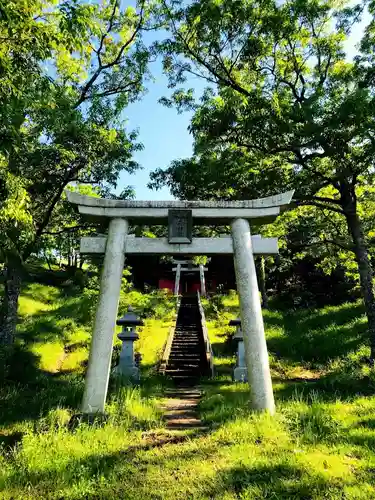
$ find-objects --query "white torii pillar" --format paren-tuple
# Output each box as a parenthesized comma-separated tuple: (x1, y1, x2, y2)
(231, 219, 275, 414)
(174, 263, 181, 296)
(81, 218, 128, 414)
(199, 264, 206, 296)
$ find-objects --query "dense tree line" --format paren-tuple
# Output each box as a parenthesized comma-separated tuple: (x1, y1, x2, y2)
(150, 0, 375, 360)
(1, 0, 375, 362)
(0, 0, 159, 344)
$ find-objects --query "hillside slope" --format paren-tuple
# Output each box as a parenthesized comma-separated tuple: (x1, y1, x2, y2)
(1, 286, 375, 499)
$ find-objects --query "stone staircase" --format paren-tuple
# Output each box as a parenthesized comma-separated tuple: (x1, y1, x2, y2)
(165, 295, 209, 386)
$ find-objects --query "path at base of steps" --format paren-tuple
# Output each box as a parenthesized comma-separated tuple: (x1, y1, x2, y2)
(161, 387, 207, 431)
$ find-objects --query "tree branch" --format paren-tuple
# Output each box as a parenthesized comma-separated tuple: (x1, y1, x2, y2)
(74, 0, 145, 108)
(162, 0, 252, 99)
(42, 225, 92, 236)
(296, 198, 345, 214)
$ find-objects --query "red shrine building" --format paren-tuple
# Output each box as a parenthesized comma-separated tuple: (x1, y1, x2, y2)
(126, 255, 232, 295)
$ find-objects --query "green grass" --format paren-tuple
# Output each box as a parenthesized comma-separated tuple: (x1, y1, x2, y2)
(1, 286, 375, 498)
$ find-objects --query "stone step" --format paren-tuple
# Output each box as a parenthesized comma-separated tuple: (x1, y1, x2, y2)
(162, 296, 208, 386)
(167, 366, 203, 372)
(165, 369, 202, 376)
(168, 358, 205, 366)
(167, 362, 201, 368)
(172, 335, 201, 340)
(168, 356, 202, 361)
(174, 328, 200, 332)
(173, 333, 200, 336)
(169, 362, 203, 366)
(170, 347, 202, 351)
(171, 344, 202, 348)
(174, 330, 200, 333)
(172, 337, 201, 340)
(172, 338, 200, 342)
(173, 332, 200, 336)
(170, 346, 202, 349)
(171, 342, 202, 347)
(171, 341, 201, 344)
(171, 376, 200, 386)
(170, 351, 202, 356)
(174, 330, 200, 334)
(171, 348, 202, 352)
(169, 354, 202, 358)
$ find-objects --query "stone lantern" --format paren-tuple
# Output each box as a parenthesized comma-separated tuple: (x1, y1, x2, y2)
(114, 307, 144, 381)
(229, 318, 248, 382)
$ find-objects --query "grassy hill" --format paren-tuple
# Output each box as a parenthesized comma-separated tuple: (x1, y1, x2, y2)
(1, 282, 375, 499)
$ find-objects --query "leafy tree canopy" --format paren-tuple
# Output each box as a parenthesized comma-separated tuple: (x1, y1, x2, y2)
(151, 0, 375, 359)
(0, 0, 161, 344)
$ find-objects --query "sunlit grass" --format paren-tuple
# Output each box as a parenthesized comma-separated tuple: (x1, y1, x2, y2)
(1, 284, 375, 499)
(60, 347, 88, 373)
(134, 318, 174, 367)
(30, 341, 65, 372)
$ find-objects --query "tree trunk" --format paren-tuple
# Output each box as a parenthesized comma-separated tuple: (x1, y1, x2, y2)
(343, 196, 375, 362)
(256, 256, 269, 309)
(0, 260, 22, 345)
(43, 250, 52, 271)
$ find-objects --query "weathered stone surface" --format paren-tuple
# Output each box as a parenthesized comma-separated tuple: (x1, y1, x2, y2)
(81, 217, 128, 414)
(231, 321, 248, 382)
(231, 218, 275, 414)
(114, 332, 140, 381)
(199, 264, 206, 297)
(174, 263, 181, 296)
(77, 205, 281, 223)
(66, 190, 294, 224)
(80, 236, 279, 255)
(66, 190, 294, 209)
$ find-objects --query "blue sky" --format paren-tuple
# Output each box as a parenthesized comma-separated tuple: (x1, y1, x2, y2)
(116, 68, 205, 200)
(117, 7, 370, 201)
(116, 62, 207, 201)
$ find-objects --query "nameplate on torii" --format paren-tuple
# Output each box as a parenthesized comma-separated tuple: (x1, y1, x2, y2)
(80, 236, 279, 255)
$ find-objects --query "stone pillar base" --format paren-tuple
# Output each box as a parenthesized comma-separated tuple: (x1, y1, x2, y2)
(113, 366, 140, 382)
(233, 367, 248, 383)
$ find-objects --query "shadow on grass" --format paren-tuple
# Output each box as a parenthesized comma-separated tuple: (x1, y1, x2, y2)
(211, 341, 226, 356)
(355, 418, 375, 430)
(17, 293, 95, 345)
(265, 302, 367, 365)
(1, 348, 169, 431)
(207, 463, 339, 499)
(199, 369, 375, 430)
(0, 431, 24, 451)
(2, 448, 348, 500)
(0, 346, 84, 429)
(2, 428, 212, 494)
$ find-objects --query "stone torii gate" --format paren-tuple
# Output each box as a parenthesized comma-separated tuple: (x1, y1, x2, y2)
(172, 259, 208, 296)
(67, 190, 294, 416)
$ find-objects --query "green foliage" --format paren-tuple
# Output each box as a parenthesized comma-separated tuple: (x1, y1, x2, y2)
(153, 0, 375, 355)
(0, 168, 33, 261)
(0, 0, 163, 343)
